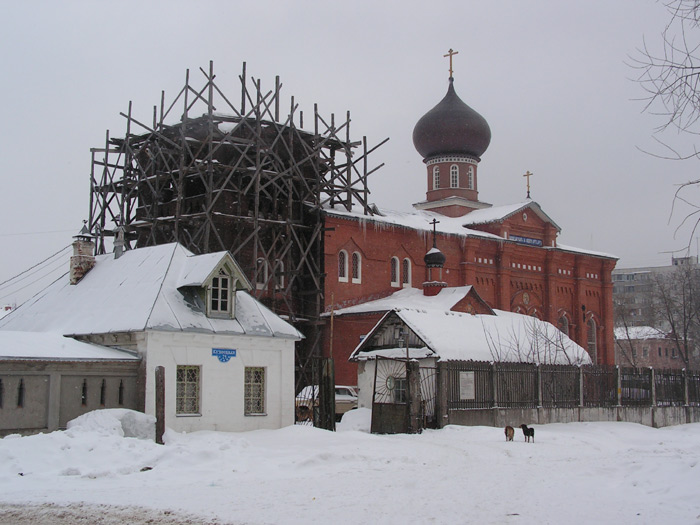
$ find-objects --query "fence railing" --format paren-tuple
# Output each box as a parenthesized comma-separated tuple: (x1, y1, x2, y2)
(444, 361, 700, 410)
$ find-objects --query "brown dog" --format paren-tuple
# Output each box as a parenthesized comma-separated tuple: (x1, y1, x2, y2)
(504, 425, 514, 441)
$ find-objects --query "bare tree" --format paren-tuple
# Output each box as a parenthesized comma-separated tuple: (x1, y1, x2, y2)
(650, 263, 700, 367)
(631, 1, 700, 243)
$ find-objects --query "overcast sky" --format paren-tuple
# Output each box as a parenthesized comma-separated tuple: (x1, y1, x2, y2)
(1, 1, 698, 305)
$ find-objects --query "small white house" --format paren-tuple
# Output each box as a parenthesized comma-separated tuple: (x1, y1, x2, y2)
(0, 235, 302, 433)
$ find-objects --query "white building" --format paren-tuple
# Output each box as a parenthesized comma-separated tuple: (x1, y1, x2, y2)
(0, 236, 302, 434)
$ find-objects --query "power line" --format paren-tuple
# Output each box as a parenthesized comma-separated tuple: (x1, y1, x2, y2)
(0, 229, 77, 237)
(0, 244, 71, 288)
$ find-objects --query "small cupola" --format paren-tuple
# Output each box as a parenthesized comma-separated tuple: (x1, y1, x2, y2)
(70, 223, 96, 285)
(423, 219, 447, 296)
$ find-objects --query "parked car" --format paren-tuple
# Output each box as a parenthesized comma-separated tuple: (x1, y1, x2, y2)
(295, 385, 358, 422)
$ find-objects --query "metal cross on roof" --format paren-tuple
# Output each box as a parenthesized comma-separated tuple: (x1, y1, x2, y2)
(429, 218, 440, 248)
(523, 170, 533, 199)
(443, 48, 459, 78)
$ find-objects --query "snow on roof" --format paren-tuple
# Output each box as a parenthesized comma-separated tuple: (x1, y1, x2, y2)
(0, 243, 302, 340)
(0, 331, 139, 361)
(327, 286, 475, 316)
(352, 307, 590, 365)
(614, 326, 667, 341)
(324, 203, 615, 259)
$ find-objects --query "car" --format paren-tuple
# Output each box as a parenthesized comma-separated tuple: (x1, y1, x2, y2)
(295, 385, 358, 423)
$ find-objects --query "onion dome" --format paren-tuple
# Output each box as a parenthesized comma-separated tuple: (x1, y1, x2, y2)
(424, 247, 446, 268)
(412, 78, 491, 160)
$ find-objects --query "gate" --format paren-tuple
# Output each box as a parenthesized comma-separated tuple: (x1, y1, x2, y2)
(370, 357, 437, 434)
(295, 357, 335, 431)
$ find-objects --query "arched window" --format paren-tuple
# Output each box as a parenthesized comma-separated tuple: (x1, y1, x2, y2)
(352, 252, 362, 283)
(467, 166, 474, 189)
(450, 164, 459, 188)
(402, 258, 411, 287)
(338, 250, 348, 283)
(256, 258, 268, 290)
(587, 318, 597, 363)
(432, 166, 440, 190)
(274, 259, 284, 290)
(390, 257, 400, 287)
(557, 315, 569, 337)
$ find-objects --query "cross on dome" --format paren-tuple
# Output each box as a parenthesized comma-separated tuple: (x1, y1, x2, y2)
(443, 48, 459, 78)
(523, 170, 534, 199)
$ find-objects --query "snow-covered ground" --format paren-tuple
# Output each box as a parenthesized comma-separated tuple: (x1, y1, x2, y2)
(1, 409, 699, 524)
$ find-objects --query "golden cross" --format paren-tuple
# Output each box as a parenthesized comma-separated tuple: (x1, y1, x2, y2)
(523, 170, 533, 199)
(443, 48, 459, 78)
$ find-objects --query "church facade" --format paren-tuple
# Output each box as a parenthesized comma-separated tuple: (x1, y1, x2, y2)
(321, 75, 617, 385)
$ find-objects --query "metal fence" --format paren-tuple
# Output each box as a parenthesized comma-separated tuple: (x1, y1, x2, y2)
(444, 361, 700, 409)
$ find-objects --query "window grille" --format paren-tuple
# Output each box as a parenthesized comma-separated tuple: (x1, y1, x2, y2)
(338, 250, 348, 282)
(450, 164, 459, 188)
(245, 367, 265, 415)
(352, 252, 361, 283)
(176, 365, 201, 414)
(390, 257, 399, 287)
(402, 258, 411, 287)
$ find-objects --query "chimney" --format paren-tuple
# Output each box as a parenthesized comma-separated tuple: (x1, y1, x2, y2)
(70, 223, 96, 285)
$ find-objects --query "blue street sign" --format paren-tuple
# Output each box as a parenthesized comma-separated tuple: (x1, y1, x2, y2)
(212, 348, 237, 363)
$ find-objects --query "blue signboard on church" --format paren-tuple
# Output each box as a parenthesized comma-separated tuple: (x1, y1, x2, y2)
(510, 235, 543, 247)
(212, 348, 237, 363)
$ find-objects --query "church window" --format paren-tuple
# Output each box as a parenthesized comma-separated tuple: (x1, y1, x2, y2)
(433, 166, 440, 190)
(352, 252, 362, 284)
(390, 257, 399, 287)
(450, 165, 459, 188)
(587, 318, 597, 363)
(467, 166, 474, 189)
(557, 315, 569, 337)
(176, 365, 201, 415)
(210, 268, 232, 315)
(338, 250, 348, 282)
(402, 258, 411, 287)
(255, 258, 268, 290)
(245, 367, 266, 415)
(274, 259, 285, 290)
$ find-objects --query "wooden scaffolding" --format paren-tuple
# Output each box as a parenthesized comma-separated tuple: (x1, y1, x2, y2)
(88, 62, 387, 388)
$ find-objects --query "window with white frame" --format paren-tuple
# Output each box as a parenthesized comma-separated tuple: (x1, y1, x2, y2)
(432, 166, 440, 190)
(467, 166, 474, 189)
(402, 258, 411, 287)
(351, 252, 361, 283)
(210, 268, 231, 316)
(338, 250, 348, 282)
(176, 365, 200, 415)
(244, 367, 265, 415)
(255, 258, 268, 290)
(273, 259, 284, 290)
(450, 164, 459, 188)
(390, 257, 400, 287)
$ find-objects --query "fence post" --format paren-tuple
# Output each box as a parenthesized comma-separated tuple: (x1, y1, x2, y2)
(615, 365, 622, 406)
(491, 362, 498, 408)
(683, 368, 689, 407)
(155, 366, 165, 445)
(536, 364, 543, 408)
(649, 367, 656, 407)
(436, 362, 449, 428)
(406, 360, 422, 434)
(318, 358, 336, 432)
(578, 365, 584, 408)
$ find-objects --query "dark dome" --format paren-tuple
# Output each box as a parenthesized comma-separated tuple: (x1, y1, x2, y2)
(412, 78, 491, 160)
(424, 247, 446, 268)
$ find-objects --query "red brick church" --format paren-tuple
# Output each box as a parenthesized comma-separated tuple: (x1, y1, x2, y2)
(322, 67, 617, 385)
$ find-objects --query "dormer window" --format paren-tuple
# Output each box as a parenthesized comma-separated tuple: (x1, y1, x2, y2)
(209, 268, 233, 317)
